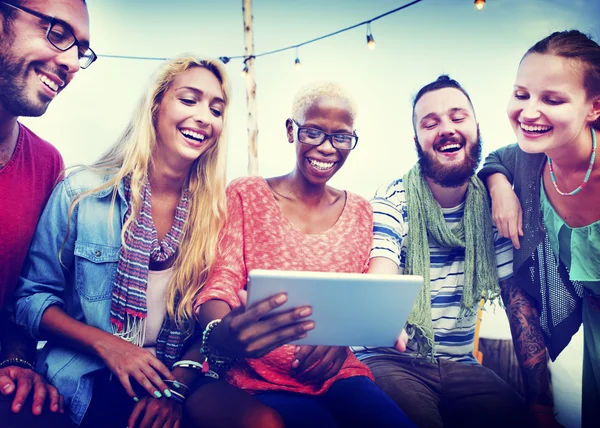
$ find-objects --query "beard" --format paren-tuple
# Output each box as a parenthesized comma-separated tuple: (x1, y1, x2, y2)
(415, 128, 482, 188)
(0, 39, 53, 117)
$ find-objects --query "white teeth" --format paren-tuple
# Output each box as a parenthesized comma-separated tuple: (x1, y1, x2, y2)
(521, 123, 552, 132)
(438, 143, 461, 152)
(181, 129, 206, 141)
(38, 74, 59, 92)
(308, 159, 335, 170)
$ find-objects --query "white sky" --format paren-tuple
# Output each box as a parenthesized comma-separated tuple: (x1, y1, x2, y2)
(22, 0, 600, 198)
(19, 2, 598, 423)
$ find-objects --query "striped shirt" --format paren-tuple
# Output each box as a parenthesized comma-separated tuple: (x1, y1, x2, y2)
(355, 178, 513, 364)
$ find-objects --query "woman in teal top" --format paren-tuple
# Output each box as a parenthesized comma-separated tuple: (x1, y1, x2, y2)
(479, 30, 600, 428)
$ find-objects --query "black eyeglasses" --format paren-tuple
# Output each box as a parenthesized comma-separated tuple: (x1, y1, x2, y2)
(0, 1, 97, 69)
(292, 120, 359, 151)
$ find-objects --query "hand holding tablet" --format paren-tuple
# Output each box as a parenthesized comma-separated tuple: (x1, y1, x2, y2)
(207, 289, 314, 359)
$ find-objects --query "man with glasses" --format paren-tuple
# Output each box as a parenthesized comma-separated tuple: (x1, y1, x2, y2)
(0, 1, 94, 425)
(353, 75, 528, 427)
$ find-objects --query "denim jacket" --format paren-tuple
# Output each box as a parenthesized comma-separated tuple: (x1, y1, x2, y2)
(13, 169, 126, 425)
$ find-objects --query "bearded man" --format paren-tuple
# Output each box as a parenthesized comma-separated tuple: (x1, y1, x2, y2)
(353, 76, 528, 428)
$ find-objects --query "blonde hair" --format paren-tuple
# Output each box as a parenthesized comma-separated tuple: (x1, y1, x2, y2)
(291, 81, 357, 122)
(67, 55, 230, 336)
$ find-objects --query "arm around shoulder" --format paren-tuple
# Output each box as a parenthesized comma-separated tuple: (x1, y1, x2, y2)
(478, 144, 519, 185)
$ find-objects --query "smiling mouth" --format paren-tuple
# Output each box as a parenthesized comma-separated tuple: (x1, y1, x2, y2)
(180, 129, 206, 143)
(436, 143, 463, 154)
(38, 73, 62, 92)
(520, 123, 553, 134)
(307, 158, 336, 170)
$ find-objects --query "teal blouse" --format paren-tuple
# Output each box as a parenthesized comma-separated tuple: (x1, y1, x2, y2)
(540, 179, 600, 287)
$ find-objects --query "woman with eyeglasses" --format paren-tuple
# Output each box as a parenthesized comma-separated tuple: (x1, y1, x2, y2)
(192, 82, 414, 428)
(11, 56, 282, 428)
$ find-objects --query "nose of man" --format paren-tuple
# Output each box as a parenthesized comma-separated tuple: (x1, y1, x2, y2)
(57, 46, 82, 75)
(438, 117, 456, 136)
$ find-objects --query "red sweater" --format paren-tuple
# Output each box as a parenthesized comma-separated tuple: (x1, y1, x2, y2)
(195, 176, 374, 395)
(0, 123, 64, 308)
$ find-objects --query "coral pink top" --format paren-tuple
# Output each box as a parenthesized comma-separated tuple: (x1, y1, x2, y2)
(195, 176, 374, 394)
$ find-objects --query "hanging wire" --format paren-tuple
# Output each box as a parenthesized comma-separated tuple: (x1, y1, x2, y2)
(97, 0, 424, 63)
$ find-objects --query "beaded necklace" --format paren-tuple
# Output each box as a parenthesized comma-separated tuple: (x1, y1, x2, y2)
(547, 126, 597, 196)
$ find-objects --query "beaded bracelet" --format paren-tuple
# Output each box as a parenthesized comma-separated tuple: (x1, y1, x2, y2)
(172, 359, 220, 380)
(200, 319, 237, 374)
(0, 357, 35, 371)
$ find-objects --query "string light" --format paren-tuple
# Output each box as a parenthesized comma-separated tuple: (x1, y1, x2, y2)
(366, 22, 376, 49)
(240, 56, 253, 77)
(97, 1, 425, 68)
(294, 48, 301, 69)
(474, 0, 485, 10)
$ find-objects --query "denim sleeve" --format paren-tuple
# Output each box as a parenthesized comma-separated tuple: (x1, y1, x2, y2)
(478, 143, 519, 185)
(13, 179, 77, 339)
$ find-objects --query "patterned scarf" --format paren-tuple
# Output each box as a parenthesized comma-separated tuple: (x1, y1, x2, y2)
(110, 174, 190, 365)
(403, 164, 500, 360)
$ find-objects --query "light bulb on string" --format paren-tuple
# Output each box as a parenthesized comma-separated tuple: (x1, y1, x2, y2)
(474, 0, 485, 10)
(240, 65, 248, 77)
(294, 47, 301, 69)
(366, 22, 376, 50)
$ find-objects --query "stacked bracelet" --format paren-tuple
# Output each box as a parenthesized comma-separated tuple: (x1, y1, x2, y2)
(0, 358, 35, 371)
(162, 379, 189, 404)
(200, 319, 237, 375)
(172, 359, 219, 380)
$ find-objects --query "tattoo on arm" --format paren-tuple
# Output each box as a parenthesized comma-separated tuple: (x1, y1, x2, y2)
(500, 278, 553, 406)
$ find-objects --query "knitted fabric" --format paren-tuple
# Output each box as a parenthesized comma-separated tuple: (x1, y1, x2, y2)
(110, 174, 189, 365)
(403, 164, 500, 359)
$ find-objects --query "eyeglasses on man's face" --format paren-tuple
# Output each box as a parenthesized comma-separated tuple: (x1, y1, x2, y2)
(0, 1, 97, 69)
(292, 119, 359, 151)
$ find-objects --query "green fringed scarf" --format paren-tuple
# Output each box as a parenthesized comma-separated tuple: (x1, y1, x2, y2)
(403, 164, 501, 360)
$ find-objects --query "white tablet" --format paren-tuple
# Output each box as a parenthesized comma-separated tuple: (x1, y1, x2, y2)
(246, 269, 423, 347)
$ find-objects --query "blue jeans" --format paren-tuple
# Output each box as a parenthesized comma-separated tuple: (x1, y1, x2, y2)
(255, 376, 415, 427)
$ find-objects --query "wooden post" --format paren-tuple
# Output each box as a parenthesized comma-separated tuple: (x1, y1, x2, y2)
(242, 0, 258, 175)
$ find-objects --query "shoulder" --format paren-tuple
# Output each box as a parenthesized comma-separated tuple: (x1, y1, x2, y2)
(19, 123, 63, 165)
(62, 168, 116, 199)
(226, 176, 266, 195)
(345, 191, 373, 216)
(372, 177, 407, 206)
(225, 176, 271, 210)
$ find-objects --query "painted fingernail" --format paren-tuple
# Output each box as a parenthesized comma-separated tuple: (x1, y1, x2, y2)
(153, 390, 163, 398)
(133, 396, 139, 402)
(163, 389, 172, 398)
(275, 294, 287, 304)
(2, 384, 12, 393)
(173, 381, 181, 389)
(295, 346, 300, 353)
(14, 403, 21, 412)
(299, 307, 312, 317)
(292, 359, 299, 368)
(304, 322, 315, 331)
(36, 405, 42, 413)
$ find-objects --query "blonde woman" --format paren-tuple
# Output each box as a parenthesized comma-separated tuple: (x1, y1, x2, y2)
(12, 56, 279, 428)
